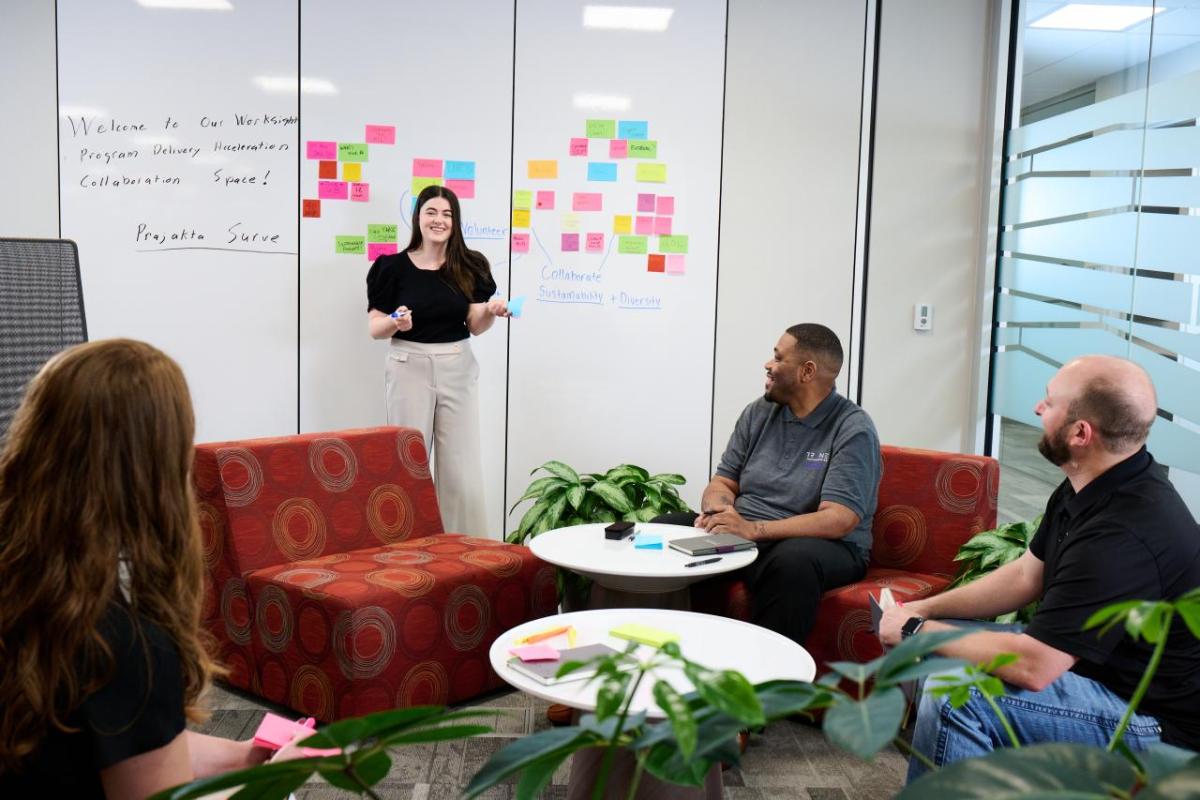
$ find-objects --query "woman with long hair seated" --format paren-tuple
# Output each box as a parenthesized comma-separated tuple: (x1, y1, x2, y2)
(0, 339, 297, 797)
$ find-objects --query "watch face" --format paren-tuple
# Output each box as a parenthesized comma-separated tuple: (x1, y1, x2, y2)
(902, 616, 925, 637)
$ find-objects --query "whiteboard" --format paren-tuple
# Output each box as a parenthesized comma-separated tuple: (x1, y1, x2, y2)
(57, 0, 299, 442)
(298, 0, 514, 537)
(506, 0, 727, 518)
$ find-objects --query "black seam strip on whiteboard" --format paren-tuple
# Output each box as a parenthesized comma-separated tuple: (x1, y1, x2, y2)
(502, 0, 517, 537)
(855, 0, 882, 406)
(707, 0, 731, 473)
(55, 0, 62, 240)
(296, 3, 302, 434)
(848, 0, 868, 399)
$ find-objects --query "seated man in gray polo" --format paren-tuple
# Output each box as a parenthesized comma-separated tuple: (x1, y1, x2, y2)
(659, 323, 881, 645)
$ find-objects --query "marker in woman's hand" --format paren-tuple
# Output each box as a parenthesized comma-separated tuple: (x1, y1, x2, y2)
(391, 309, 409, 319)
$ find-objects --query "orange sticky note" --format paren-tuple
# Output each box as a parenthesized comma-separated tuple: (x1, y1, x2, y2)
(648, 254, 665, 273)
(528, 160, 558, 179)
(318, 160, 337, 180)
(302, 199, 320, 218)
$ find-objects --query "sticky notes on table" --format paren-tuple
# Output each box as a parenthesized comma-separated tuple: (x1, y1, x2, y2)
(654, 216, 672, 236)
(635, 163, 667, 183)
(658, 235, 689, 253)
(318, 180, 348, 200)
(572, 192, 602, 212)
(350, 183, 369, 202)
(610, 623, 679, 648)
(412, 158, 443, 177)
(445, 179, 474, 198)
(512, 208, 531, 228)
(511, 233, 530, 254)
(636, 193, 656, 213)
(365, 124, 395, 144)
(508, 295, 526, 318)
(510, 643, 559, 662)
(318, 160, 337, 179)
(536, 190, 555, 210)
(444, 160, 476, 180)
(562, 233, 580, 252)
(613, 215, 632, 234)
(609, 139, 628, 159)
(586, 232, 604, 253)
(618, 235, 647, 254)
(666, 254, 686, 275)
(618, 120, 648, 140)
(367, 242, 398, 260)
(656, 196, 675, 215)
(302, 199, 320, 218)
(586, 119, 616, 138)
(628, 140, 657, 159)
(338, 143, 368, 162)
(412, 176, 443, 194)
(513, 190, 533, 210)
(335, 236, 365, 254)
(633, 532, 663, 549)
(635, 216, 654, 235)
(648, 254, 665, 273)
(569, 137, 589, 156)
(528, 160, 558, 179)
(587, 162, 617, 182)
(306, 140, 336, 160)
(342, 162, 362, 182)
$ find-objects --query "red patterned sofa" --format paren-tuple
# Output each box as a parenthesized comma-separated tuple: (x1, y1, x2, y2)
(193, 426, 558, 721)
(693, 445, 999, 673)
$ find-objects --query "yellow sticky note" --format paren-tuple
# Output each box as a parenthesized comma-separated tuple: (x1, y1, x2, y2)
(610, 623, 679, 648)
(342, 162, 362, 182)
(613, 215, 632, 234)
(561, 212, 581, 232)
(513, 190, 533, 210)
(412, 176, 443, 194)
(635, 163, 667, 183)
(528, 160, 558, 179)
(512, 208, 531, 228)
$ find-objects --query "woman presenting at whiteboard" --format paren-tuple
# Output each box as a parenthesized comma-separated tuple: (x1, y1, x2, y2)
(366, 185, 509, 536)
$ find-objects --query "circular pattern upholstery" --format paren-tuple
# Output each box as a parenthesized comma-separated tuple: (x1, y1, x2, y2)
(366, 484, 415, 543)
(220, 578, 252, 646)
(872, 504, 928, 568)
(197, 502, 223, 569)
(291, 665, 334, 720)
(372, 549, 435, 566)
(396, 429, 432, 480)
(216, 447, 264, 507)
(986, 462, 1000, 510)
(399, 599, 441, 655)
(334, 606, 397, 680)
(531, 565, 559, 615)
(255, 584, 294, 653)
(456, 536, 508, 548)
(836, 609, 875, 662)
(271, 567, 338, 589)
(364, 567, 436, 597)
(296, 599, 333, 661)
(397, 661, 450, 706)
(258, 655, 289, 704)
(444, 585, 491, 652)
(272, 498, 328, 560)
(309, 437, 358, 493)
(461, 549, 524, 578)
(934, 459, 983, 515)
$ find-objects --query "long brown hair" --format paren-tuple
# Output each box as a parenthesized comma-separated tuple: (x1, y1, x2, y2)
(405, 184, 492, 298)
(0, 339, 218, 771)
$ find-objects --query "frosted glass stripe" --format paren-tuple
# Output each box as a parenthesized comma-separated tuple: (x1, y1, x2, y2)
(1002, 214, 1140, 267)
(1130, 346, 1200, 429)
(1147, 419, 1200, 474)
(993, 349, 1056, 426)
(1131, 320, 1200, 363)
(998, 293, 1099, 325)
(999, 257, 1193, 324)
(1135, 216, 1200, 277)
(1018, 326, 1130, 365)
(1002, 176, 1136, 226)
(1017, 127, 1198, 173)
(1139, 175, 1200, 209)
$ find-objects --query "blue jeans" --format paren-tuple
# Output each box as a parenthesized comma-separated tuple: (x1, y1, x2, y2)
(907, 622, 1162, 783)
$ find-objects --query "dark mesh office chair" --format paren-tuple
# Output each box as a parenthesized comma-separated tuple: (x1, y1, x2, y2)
(0, 238, 87, 439)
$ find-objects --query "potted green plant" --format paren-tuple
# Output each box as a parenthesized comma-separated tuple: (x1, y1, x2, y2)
(948, 516, 1042, 623)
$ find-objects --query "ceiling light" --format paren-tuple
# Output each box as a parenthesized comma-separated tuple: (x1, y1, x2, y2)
(1030, 4, 1162, 32)
(572, 93, 631, 112)
(136, 0, 233, 9)
(583, 5, 674, 32)
(252, 76, 337, 95)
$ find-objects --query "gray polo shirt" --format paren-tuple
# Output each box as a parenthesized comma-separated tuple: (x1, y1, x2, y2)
(715, 390, 881, 557)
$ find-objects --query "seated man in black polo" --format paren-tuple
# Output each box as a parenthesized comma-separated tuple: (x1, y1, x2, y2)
(658, 323, 881, 646)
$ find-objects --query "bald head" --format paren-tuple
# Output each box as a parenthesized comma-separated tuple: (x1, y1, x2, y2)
(1057, 355, 1157, 453)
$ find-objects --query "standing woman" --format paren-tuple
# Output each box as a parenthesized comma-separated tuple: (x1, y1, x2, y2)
(367, 185, 509, 536)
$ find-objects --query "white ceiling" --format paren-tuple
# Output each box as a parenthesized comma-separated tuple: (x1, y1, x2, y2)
(1021, 0, 1200, 107)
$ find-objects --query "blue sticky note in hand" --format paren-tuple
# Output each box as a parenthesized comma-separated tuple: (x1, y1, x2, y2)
(633, 532, 662, 550)
(507, 296, 526, 318)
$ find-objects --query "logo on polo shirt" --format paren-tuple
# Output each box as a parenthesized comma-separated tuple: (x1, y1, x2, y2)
(804, 451, 830, 469)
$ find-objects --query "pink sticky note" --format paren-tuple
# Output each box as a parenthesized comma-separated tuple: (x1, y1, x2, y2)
(569, 138, 589, 157)
(666, 254, 686, 274)
(446, 179, 475, 199)
(367, 242, 399, 260)
(635, 216, 654, 235)
(350, 182, 369, 202)
(412, 158, 443, 177)
(254, 714, 313, 750)
(609, 139, 628, 159)
(318, 180, 348, 200)
(656, 196, 675, 215)
(654, 216, 672, 235)
(510, 644, 560, 662)
(536, 191, 555, 210)
(573, 192, 602, 212)
(365, 124, 395, 144)
(306, 140, 336, 160)
(636, 193, 656, 213)
(562, 233, 580, 252)
(512, 233, 530, 253)
(586, 232, 604, 253)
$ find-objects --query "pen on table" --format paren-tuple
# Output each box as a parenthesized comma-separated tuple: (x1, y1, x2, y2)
(684, 557, 722, 568)
(517, 624, 574, 644)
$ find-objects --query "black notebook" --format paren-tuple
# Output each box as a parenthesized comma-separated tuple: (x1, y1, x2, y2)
(506, 643, 636, 685)
(668, 532, 756, 556)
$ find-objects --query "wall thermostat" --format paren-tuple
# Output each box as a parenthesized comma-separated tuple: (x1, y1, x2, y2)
(913, 303, 933, 331)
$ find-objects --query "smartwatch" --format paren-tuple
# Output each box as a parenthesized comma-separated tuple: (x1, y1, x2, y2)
(900, 616, 926, 639)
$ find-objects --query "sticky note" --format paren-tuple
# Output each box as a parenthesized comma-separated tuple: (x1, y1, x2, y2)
(412, 159, 443, 177)
(350, 183, 369, 202)
(254, 714, 313, 750)
(508, 295, 526, 318)
(445, 179, 474, 199)
(654, 216, 672, 235)
(569, 138, 589, 156)
(613, 215, 632, 234)
(367, 224, 398, 242)
(306, 140, 336, 160)
(513, 190, 533, 210)
(627, 140, 657, 159)
(618, 235, 647, 254)
(512, 208, 531, 228)
(365, 124, 395, 144)
(586, 232, 604, 253)
(412, 176, 443, 194)
(666, 254, 685, 274)
(587, 162, 617, 182)
(636, 163, 667, 183)
(444, 160, 476, 180)
(338, 143, 368, 162)
(318, 160, 337, 179)
(648, 254, 665, 273)
(586, 119, 616, 139)
(562, 233, 579, 252)
(618, 120, 648, 140)
(528, 160, 558, 179)
(658, 235, 689, 253)
(609, 139, 628, 159)
(536, 191, 555, 210)
(637, 193, 656, 213)
(561, 213, 581, 231)
(572, 192, 602, 212)
(610, 623, 679, 648)
(656, 196, 674, 215)
(633, 532, 662, 549)
(342, 162, 362, 182)
(511, 233, 530, 253)
(318, 181, 348, 200)
(335, 236, 365, 254)
(302, 199, 320, 218)
(367, 242, 398, 260)
(510, 643, 559, 662)
(635, 216, 654, 235)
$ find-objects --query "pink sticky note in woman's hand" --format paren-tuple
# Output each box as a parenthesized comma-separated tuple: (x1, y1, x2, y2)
(510, 644, 560, 662)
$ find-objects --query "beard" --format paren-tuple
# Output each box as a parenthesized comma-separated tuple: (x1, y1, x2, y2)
(1037, 422, 1072, 466)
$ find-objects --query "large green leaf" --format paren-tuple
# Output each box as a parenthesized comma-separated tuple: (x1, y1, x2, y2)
(319, 750, 391, 791)
(876, 629, 970, 686)
(566, 483, 586, 511)
(823, 687, 906, 760)
(634, 506, 660, 523)
(537, 460, 581, 484)
(300, 706, 453, 748)
(642, 741, 713, 788)
(514, 748, 577, 800)
(653, 680, 698, 760)
(149, 758, 333, 800)
(681, 665, 765, 727)
(1139, 764, 1200, 799)
(826, 657, 885, 687)
(463, 727, 590, 798)
(542, 490, 571, 531)
(609, 463, 650, 482)
(516, 497, 550, 538)
(641, 483, 663, 506)
(897, 743, 1137, 799)
(650, 472, 686, 485)
(508, 476, 568, 512)
(229, 771, 312, 800)
(590, 480, 634, 513)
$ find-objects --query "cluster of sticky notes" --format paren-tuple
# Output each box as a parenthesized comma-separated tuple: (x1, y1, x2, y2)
(575, 120, 666, 182)
(366, 223, 399, 260)
(627, 193, 688, 273)
(633, 532, 663, 549)
(253, 713, 340, 758)
(410, 158, 477, 200)
(303, 125, 394, 219)
(510, 644, 559, 662)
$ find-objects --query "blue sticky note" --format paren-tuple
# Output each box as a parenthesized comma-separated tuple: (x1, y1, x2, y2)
(633, 532, 662, 550)
(587, 162, 618, 182)
(445, 160, 476, 180)
(618, 120, 648, 140)
(508, 295, 526, 318)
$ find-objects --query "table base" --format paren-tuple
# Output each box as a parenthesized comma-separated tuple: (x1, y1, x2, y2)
(567, 745, 722, 800)
(589, 583, 691, 610)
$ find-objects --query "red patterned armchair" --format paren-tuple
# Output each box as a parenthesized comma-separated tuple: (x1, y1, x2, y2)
(693, 445, 999, 673)
(193, 426, 558, 721)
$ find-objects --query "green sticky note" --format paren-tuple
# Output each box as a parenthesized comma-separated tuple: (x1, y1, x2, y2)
(586, 119, 616, 138)
(335, 236, 366, 254)
(618, 235, 648, 254)
(658, 235, 689, 254)
(338, 142, 369, 162)
(635, 163, 667, 183)
(367, 224, 398, 243)
(513, 190, 533, 210)
(412, 176, 443, 194)
(627, 140, 657, 159)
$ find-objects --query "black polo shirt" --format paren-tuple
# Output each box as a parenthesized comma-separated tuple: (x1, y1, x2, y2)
(1027, 447, 1200, 749)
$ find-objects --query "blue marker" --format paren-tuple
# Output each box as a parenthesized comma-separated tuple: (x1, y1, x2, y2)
(391, 309, 409, 319)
